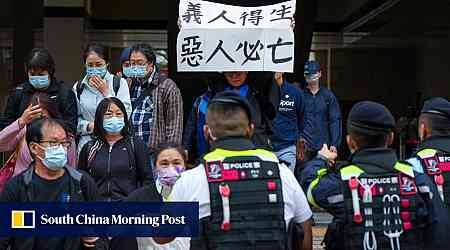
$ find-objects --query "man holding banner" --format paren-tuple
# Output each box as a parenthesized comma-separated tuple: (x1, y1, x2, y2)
(179, 0, 297, 159)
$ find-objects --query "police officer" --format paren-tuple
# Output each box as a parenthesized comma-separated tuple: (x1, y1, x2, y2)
(301, 101, 448, 250)
(155, 91, 313, 250)
(407, 97, 450, 214)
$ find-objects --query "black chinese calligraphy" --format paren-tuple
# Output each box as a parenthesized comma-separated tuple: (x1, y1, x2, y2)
(236, 40, 264, 65)
(240, 9, 264, 26)
(180, 35, 204, 67)
(270, 5, 293, 22)
(208, 10, 236, 24)
(206, 40, 235, 64)
(182, 2, 203, 24)
(267, 37, 293, 64)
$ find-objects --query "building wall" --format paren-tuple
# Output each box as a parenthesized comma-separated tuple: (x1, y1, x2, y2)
(331, 48, 417, 119)
(416, 37, 450, 100)
(44, 17, 84, 86)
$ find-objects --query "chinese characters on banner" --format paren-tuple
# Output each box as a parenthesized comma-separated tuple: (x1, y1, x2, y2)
(177, 0, 296, 72)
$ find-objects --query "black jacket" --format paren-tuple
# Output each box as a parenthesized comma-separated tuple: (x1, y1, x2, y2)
(0, 165, 103, 250)
(4, 78, 78, 134)
(78, 136, 153, 202)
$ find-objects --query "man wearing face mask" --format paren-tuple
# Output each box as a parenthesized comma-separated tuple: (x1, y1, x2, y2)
(128, 44, 183, 161)
(300, 61, 342, 174)
(301, 101, 449, 250)
(155, 91, 313, 250)
(0, 118, 103, 250)
(406, 97, 450, 216)
(4, 48, 78, 134)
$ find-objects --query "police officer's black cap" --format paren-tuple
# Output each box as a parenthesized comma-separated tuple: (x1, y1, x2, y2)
(421, 97, 450, 119)
(347, 101, 396, 135)
(210, 91, 252, 121)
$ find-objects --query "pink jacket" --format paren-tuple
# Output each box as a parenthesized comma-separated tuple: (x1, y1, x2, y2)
(0, 119, 76, 176)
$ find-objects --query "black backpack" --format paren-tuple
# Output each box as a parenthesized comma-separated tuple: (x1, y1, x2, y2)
(76, 75, 121, 100)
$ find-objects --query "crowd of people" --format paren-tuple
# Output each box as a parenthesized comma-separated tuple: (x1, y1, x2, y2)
(0, 42, 448, 250)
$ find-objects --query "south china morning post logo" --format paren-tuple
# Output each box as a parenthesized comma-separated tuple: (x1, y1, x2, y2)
(11, 210, 35, 229)
(1, 203, 199, 237)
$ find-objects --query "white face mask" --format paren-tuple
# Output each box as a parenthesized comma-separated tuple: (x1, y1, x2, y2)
(305, 73, 320, 83)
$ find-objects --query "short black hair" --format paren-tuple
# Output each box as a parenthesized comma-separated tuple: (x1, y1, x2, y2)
(93, 97, 131, 142)
(26, 118, 68, 146)
(83, 43, 110, 62)
(130, 43, 156, 64)
(206, 102, 250, 139)
(154, 143, 187, 167)
(420, 113, 450, 136)
(348, 126, 390, 149)
(25, 48, 56, 76)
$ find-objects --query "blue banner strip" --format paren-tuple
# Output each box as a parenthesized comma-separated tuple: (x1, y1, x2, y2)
(0, 202, 199, 237)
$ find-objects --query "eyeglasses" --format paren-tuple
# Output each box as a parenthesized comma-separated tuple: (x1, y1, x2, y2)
(39, 141, 72, 148)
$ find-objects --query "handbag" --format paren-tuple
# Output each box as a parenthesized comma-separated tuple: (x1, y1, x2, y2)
(0, 140, 22, 193)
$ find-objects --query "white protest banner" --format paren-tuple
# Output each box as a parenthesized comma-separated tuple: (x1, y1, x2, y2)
(177, 0, 296, 72)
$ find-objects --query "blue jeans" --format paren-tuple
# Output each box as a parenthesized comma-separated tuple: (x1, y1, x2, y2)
(275, 144, 296, 172)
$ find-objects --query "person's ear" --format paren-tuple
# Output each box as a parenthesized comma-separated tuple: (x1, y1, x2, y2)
(29, 142, 40, 157)
(317, 71, 322, 78)
(246, 123, 255, 138)
(204, 125, 216, 143)
(147, 62, 154, 73)
(418, 122, 427, 141)
(346, 134, 357, 153)
(387, 132, 394, 146)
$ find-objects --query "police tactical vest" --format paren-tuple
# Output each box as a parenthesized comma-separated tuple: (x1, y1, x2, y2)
(201, 148, 286, 250)
(339, 162, 425, 250)
(416, 148, 450, 213)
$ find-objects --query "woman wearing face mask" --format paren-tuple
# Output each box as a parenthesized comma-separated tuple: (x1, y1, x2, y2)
(125, 143, 189, 250)
(78, 97, 152, 202)
(116, 47, 133, 88)
(0, 93, 77, 177)
(74, 43, 132, 154)
(4, 48, 78, 134)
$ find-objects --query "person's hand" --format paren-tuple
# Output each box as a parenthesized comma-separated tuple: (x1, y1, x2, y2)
(81, 237, 98, 248)
(296, 139, 305, 161)
(18, 104, 42, 128)
(318, 144, 337, 163)
(116, 71, 123, 78)
(89, 75, 109, 97)
(274, 72, 284, 87)
(178, 17, 182, 29)
(87, 122, 94, 133)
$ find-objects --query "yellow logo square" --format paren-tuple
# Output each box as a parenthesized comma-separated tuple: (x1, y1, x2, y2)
(11, 210, 35, 229)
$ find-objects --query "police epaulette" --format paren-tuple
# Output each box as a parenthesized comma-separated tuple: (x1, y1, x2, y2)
(335, 161, 352, 172)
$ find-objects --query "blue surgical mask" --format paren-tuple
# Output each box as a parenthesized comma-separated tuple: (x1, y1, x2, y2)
(29, 75, 50, 89)
(103, 116, 125, 134)
(130, 65, 148, 78)
(41, 145, 68, 170)
(122, 67, 132, 78)
(86, 66, 107, 78)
